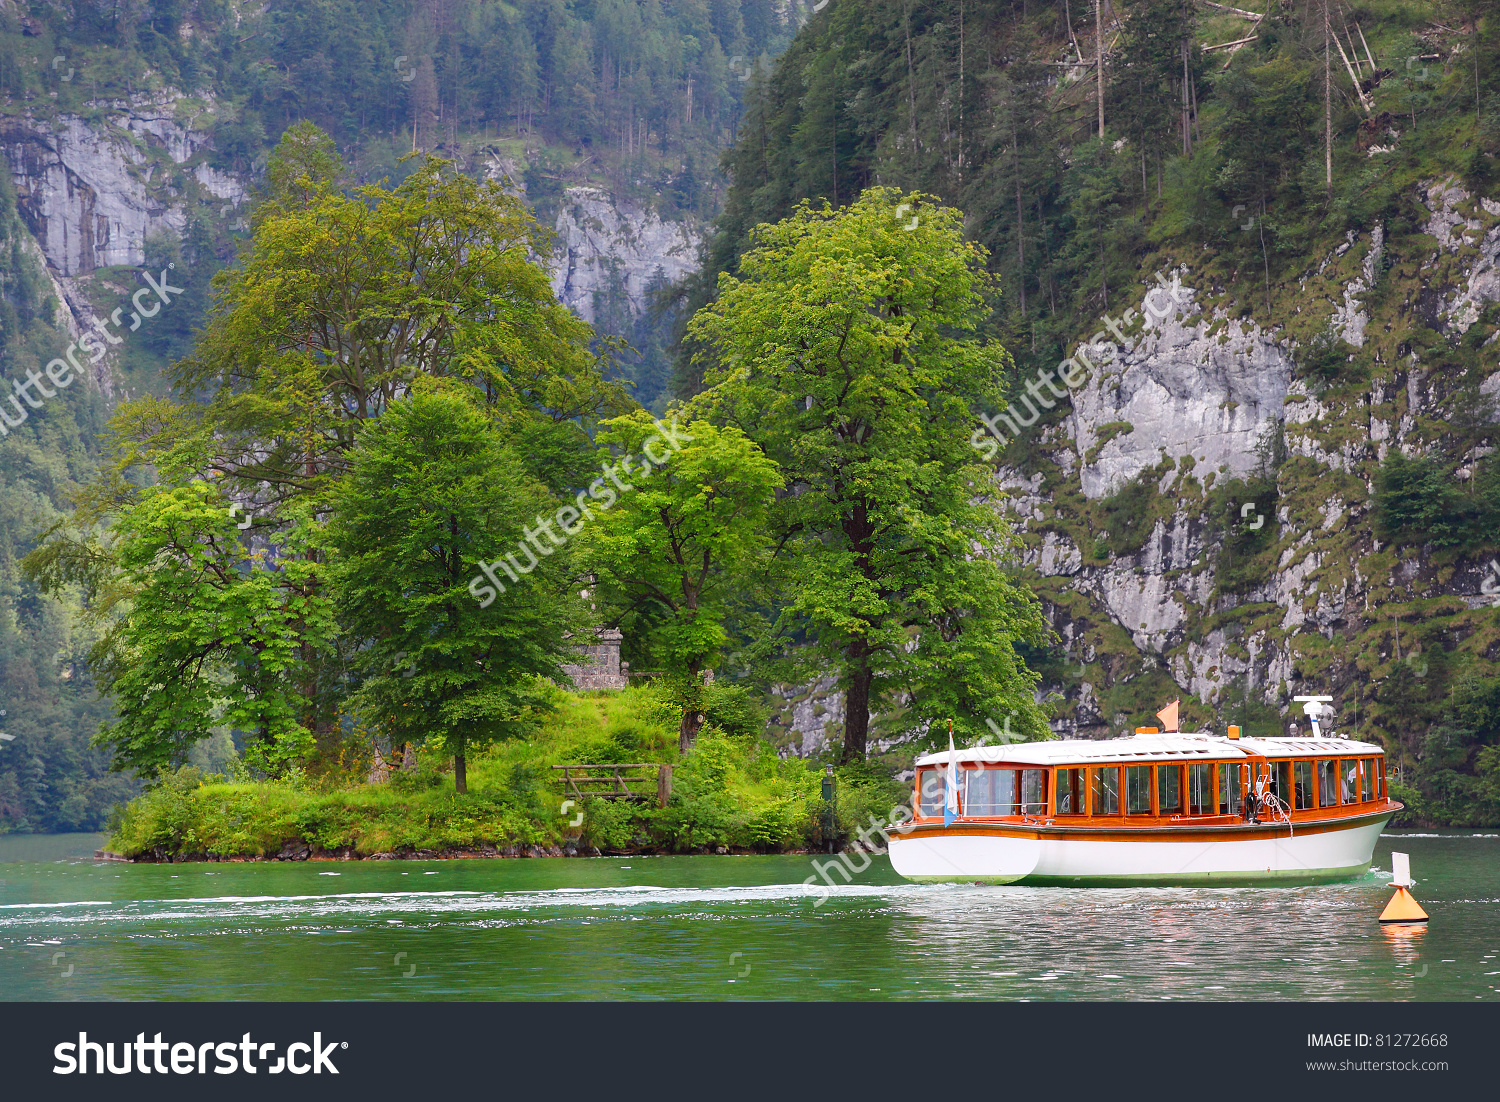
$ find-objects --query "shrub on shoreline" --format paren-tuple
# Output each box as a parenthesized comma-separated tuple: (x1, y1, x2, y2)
(107, 687, 912, 860)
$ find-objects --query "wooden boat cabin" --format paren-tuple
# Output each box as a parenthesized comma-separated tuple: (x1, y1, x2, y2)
(888, 728, 1399, 885)
(913, 731, 1390, 827)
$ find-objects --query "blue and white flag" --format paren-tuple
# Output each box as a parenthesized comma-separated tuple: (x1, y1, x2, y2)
(944, 730, 960, 826)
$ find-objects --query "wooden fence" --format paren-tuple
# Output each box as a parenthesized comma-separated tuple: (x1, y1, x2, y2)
(554, 763, 674, 807)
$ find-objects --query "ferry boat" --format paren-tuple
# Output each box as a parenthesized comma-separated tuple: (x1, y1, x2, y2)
(888, 723, 1399, 886)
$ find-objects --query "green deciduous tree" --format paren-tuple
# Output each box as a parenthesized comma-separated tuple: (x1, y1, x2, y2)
(28, 123, 627, 776)
(92, 482, 331, 777)
(578, 411, 782, 750)
(687, 187, 1049, 762)
(174, 130, 626, 509)
(321, 386, 583, 794)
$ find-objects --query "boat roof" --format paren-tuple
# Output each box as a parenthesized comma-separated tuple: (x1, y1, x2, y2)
(1236, 736, 1385, 759)
(915, 732, 1385, 767)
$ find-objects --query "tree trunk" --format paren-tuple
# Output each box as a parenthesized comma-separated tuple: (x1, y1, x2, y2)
(904, 4, 918, 152)
(454, 750, 467, 795)
(1324, 0, 1333, 191)
(1181, 41, 1191, 156)
(954, 0, 966, 182)
(1095, 0, 1105, 138)
(841, 651, 873, 763)
(678, 708, 705, 753)
(679, 664, 705, 752)
(1014, 117, 1026, 316)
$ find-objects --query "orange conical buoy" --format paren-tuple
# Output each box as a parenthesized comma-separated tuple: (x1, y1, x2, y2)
(1379, 886, 1429, 924)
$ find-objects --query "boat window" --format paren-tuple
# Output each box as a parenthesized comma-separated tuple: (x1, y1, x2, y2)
(1294, 760, 1313, 810)
(965, 768, 1017, 816)
(1125, 766, 1151, 815)
(1341, 760, 1357, 804)
(1000, 770, 1020, 814)
(1020, 769, 1047, 815)
(1318, 760, 1339, 808)
(1188, 763, 1213, 814)
(1218, 763, 1243, 815)
(1356, 759, 1370, 802)
(963, 768, 989, 815)
(919, 769, 945, 817)
(1157, 765, 1182, 814)
(1271, 761, 1291, 807)
(1091, 767, 1120, 815)
(1376, 757, 1385, 799)
(1056, 768, 1086, 814)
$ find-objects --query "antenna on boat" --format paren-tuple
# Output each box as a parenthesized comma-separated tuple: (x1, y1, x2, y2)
(1293, 696, 1335, 737)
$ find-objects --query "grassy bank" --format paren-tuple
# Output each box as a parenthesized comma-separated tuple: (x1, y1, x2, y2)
(107, 687, 909, 861)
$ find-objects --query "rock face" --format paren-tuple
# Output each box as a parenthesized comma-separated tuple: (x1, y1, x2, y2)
(1005, 176, 1500, 742)
(549, 185, 701, 324)
(767, 676, 846, 757)
(2, 95, 237, 277)
(3, 102, 693, 406)
(1070, 276, 1293, 500)
(1, 94, 242, 398)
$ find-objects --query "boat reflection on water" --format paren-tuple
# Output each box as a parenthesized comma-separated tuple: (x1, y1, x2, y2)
(873, 878, 1400, 999)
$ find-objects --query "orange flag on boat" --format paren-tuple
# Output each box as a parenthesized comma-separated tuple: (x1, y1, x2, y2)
(1156, 700, 1180, 732)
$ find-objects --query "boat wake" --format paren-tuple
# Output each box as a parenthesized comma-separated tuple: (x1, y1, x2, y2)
(0, 881, 927, 931)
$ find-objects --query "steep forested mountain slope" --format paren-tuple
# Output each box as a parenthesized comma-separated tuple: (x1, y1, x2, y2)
(0, 0, 801, 407)
(0, 0, 802, 833)
(691, 0, 1500, 823)
(0, 158, 129, 830)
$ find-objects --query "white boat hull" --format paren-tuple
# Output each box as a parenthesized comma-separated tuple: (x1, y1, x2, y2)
(887, 813, 1393, 885)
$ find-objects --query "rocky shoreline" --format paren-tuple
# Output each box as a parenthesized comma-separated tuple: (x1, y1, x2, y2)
(95, 842, 814, 863)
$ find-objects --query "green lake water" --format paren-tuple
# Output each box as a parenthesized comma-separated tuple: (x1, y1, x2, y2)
(1, 831, 1497, 1001)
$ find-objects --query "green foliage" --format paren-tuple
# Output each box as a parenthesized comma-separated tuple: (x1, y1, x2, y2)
(1210, 473, 1281, 594)
(1098, 473, 1159, 556)
(322, 386, 586, 791)
(653, 726, 822, 851)
(169, 146, 625, 509)
(687, 188, 1049, 759)
(830, 761, 910, 840)
(96, 481, 332, 778)
(1219, 675, 1286, 739)
(1373, 452, 1500, 552)
(0, 166, 134, 830)
(1, 2, 790, 215)
(24, 125, 634, 788)
(110, 767, 547, 858)
(1401, 673, 1500, 826)
(1297, 328, 1363, 386)
(107, 685, 841, 858)
(582, 415, 780, 672)
(578, 796, 648, 852)
(579, 412, 781, 744)
(699, 680, 770, 741)
(1110, 0, 1203, 171)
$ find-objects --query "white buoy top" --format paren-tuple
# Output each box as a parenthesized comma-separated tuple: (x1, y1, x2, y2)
(1391, 851, 1413, 887)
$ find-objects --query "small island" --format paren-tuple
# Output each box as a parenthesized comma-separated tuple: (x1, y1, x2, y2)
(104, 683, 905, 864)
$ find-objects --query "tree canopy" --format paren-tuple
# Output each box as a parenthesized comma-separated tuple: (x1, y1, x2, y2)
(322, 386, 582, 793)
(687, 187, 1049, 761)
(23, 124, 623, 781)
(579, 412, 783, 750)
